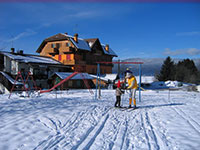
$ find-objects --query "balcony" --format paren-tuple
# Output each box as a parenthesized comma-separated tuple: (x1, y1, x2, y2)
(62, 47, 75, 53)
(62, 60, 75, 65)
(49, 48, 59, 55)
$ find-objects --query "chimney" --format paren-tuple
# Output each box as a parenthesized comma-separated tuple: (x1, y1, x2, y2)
(11, 48, 15, 53)
(74, 33, 78, 43)
(105, 44, 109, 51)
(19, 50, 23, 54)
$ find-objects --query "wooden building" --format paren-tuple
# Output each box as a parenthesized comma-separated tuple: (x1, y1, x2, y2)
(49, 72, 95, 89)
(0, 50, 72, 92)
(36, 33, 118, 74)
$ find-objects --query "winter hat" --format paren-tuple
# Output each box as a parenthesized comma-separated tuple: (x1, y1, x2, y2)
(117, 80, 121, 88)
(125, 68, 132, 78)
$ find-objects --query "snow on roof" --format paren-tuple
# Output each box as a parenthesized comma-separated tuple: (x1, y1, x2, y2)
(70, 37, 91, 51)
(60, 33, 91, 51)
(145, 80, 195, 90)
(0, 71, 23, 85)
(136, 76, 156, 84)
(101, 45, 117, 57)
(54, 72, 93, 80)
(89, 42, 93, 47)
(90, 74, 118, 82)
(1, 52, 61, 64)
(103, 74, 118, 81)
(165, 81, 193, 88)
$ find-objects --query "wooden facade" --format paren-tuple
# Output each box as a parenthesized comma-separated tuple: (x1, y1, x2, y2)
(36, 33, 117, 74)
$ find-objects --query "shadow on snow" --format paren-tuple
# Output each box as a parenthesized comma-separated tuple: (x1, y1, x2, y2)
(138, 103, 185, 109)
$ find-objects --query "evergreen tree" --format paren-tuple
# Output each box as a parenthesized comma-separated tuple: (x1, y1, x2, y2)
(157, 56, 175, 81)
(175, 59, 199, 83)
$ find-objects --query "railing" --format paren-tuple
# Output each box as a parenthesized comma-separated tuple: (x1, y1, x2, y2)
(61, 47, 75, 53)
(62, 60, 75, 65)
(63, 60, 86, 65)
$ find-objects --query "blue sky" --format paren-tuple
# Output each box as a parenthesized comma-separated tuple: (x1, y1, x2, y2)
(0, 2, 200, 60)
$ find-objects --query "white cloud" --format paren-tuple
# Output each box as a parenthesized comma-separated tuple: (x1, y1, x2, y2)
(69, 11, 99, 18)
(187, 48, 200, 55)
(176, 32, 200, 36)
(6, 29, 37, 43)
(164, 48, 200, 56)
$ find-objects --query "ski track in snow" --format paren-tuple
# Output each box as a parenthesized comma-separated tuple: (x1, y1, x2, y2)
(0, 90, 200, 150)
(172, 107, 200, 136)
(165, 92, 200, 136)
(142, 111, 171, 150)
(34, 105, 99, 149)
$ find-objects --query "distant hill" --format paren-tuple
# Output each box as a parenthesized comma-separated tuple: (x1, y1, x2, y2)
(112, 58, 200, 76)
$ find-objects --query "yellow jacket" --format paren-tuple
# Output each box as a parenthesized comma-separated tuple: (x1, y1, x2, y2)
(127, 76, 137, 89)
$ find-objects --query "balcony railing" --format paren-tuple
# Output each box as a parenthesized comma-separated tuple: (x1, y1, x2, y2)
(62, 47, 75, 53)
(63, 60, 75, 65)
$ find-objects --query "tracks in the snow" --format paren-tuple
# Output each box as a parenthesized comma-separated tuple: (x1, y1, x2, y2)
(72, 113, 110, 150)
(34, 105, 98, 150)
(141, 111, 170, 150)
(34, 105, 171, 150)
(165, 97, 200, 136)
(171, 106, 200, 136)
(34, 106, 113, 150)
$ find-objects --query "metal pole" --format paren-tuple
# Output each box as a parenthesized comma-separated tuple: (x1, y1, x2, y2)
(95, 63, 100, 100)
(139, 64, 142, 102)
(98, 64, 101, 99)
(118, 59, 120, 76)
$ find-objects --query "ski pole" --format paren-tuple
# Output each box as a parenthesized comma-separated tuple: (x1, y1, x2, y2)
(121, 91, 124, 107)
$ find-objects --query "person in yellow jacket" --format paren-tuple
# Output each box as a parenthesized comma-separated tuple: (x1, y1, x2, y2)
(125, 69, 138, 108)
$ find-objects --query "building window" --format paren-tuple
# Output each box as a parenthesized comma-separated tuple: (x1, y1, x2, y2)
(77, 80, 81, 87)
(58, 55, 62, 61)
(51, 43, 56, 48)
(66, 42, 71, 47)
(66, 54, 71, 60)
(68, 80, 73, 87)
(56, 43, 60, 48)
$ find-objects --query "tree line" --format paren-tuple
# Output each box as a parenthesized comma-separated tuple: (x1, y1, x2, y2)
(156, 56, 200, 84)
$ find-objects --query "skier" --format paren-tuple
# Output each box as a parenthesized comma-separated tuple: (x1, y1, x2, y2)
(115, 80, 124, 108)
(124, 69, 138, 108)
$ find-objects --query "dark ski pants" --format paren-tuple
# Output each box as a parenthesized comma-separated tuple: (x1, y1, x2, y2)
(115, 96, 121, 107)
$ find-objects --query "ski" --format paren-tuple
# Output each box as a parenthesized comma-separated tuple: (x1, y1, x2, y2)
(127, 107, 137, 112)
(113, 106, 138, 111)
(114, 107, 131, 111)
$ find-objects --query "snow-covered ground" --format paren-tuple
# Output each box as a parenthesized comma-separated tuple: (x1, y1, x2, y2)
(0, 89, 200, 150)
